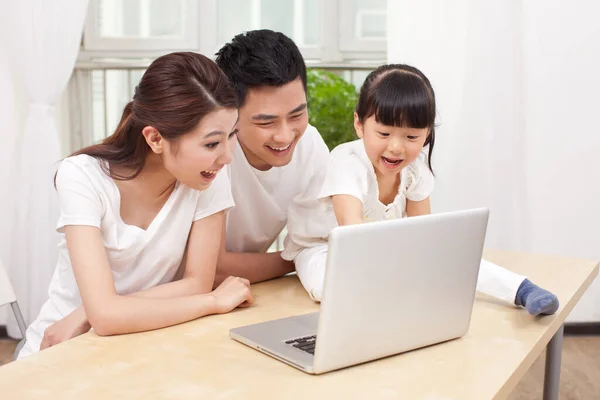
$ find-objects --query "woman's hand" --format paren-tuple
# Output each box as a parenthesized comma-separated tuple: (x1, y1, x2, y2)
(40, 307, 91, 350)
(211, 276, 254, 314)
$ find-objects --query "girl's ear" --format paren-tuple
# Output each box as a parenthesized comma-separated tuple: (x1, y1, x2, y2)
(424, 127, 434, 146)
(354, 112, 364, 139)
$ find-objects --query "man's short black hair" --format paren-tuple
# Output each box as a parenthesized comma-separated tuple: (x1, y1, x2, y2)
(215, 29, 307, 106)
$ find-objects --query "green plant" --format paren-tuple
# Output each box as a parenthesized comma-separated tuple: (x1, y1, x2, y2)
(307, 69, 358, 150)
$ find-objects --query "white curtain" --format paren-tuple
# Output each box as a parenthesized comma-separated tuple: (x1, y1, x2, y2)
(0, 15, 20, 329)
(3, 0, 89, 338)
(388, 0, 600, 321)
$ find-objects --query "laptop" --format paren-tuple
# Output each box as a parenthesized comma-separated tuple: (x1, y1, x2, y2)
(230, 208, 489, 374)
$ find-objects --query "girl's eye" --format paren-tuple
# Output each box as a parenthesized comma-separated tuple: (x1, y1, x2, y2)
(290, 113, 303, 119)
(408, 136, 419, 140)
(378, 131, 390, 137)
(205, 141, 220, 149)
(228, 129, 238, 139)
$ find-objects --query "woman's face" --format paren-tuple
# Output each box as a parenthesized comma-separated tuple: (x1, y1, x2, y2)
(161, 108, 239, 190)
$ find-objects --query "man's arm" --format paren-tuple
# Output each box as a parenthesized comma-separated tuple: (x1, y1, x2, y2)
(215, 220, 294, 286)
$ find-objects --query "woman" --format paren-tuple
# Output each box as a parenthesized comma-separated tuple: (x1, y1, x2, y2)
(16, 52, 253, 359)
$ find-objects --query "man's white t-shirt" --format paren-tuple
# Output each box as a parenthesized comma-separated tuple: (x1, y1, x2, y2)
(225, 124, 329, 253)
(18, 154, 234, 359)
(282, 139, 434, 259)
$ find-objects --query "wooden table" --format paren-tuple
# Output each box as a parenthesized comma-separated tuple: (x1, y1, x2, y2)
(1, 251, 597, 399)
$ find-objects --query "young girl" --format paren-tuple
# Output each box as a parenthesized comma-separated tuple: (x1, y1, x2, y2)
(16, 52, 253, 359)
(282, 64, 559, 316)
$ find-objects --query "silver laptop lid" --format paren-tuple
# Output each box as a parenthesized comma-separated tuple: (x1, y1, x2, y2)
(312, 208, 489, 374)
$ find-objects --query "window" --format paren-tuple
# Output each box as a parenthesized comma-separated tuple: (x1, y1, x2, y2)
(84, 0, 198, 51)
(89, 69, 145, 143)
(72, 0, 387, 148)
(216, 0, 321, 59)
(80, 0, 387, 61)
(339, 0, 387, 54)
(81, 65, 373, 142)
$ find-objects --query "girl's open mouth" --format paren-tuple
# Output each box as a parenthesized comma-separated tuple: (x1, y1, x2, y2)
(381, 156, 403, 168)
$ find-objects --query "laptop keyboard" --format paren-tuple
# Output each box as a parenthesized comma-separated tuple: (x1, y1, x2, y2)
(285, 335, 317, 355)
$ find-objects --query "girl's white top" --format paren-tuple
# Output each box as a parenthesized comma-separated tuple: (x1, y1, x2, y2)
(282, 139, 434, 260)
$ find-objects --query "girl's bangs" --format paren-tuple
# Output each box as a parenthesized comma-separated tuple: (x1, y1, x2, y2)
(368, 72, 435, 129)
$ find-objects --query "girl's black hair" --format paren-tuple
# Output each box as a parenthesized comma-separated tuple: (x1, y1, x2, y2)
(356, 64, 436, 172)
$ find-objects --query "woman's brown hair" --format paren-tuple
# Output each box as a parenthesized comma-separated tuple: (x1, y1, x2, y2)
(71, 52, 238, 180)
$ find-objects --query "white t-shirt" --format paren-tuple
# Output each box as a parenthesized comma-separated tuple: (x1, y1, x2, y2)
(282, 139, 434, 259)
(18, 154, 234, 358)
(225, 124, 330, 253)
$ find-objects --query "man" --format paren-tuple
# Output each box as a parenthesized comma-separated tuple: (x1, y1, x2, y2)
(215, 30, 329, 284)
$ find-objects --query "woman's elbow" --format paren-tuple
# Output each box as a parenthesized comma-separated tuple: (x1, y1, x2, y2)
(214, 256, 230, 287)
(86, 306, 120, 336)
(92, 325, 114, 337)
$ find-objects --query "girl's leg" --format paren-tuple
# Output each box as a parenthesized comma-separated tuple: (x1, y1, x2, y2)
(477, 259, 559, 315)
(294, 245, 329, 302)
(477, 259, 526, 303)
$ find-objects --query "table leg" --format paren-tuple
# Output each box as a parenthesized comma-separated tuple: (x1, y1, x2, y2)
(543, 324, 564, 400)
(11, 302, 28, 338)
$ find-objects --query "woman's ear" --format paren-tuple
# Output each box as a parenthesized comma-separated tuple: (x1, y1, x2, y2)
(142, 126, 164, 154)
(354, 112, 364, 139)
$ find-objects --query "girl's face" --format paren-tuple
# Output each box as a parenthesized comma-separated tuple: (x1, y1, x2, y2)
(355, 113, 429, 179)
(161, 108, 239, 190)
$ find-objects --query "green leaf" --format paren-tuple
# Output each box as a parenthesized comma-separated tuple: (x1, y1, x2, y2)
(307, 69, 359, 151)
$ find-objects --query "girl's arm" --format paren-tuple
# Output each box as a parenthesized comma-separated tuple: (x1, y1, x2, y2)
(406, 197, 431, 217)
(64, 211, 252, 337)
(331, 195, 364, 226)
(332, 194, 432, 226)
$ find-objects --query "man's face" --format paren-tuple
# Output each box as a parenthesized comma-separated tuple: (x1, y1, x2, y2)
(236, 78, 308, 170)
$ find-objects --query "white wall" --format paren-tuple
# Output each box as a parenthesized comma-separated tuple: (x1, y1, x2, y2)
(0, 13, 22, 329)
(523, 0, 600, 321)
(388, 0, 600, 322)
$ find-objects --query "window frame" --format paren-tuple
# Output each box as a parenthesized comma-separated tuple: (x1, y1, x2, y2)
(79, 0, 387, 62)
(338, 0, 387, 54)
(83, 0, 200, 52)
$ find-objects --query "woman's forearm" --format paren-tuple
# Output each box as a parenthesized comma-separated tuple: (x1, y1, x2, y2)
(129, 276, 212, 298)
(71, 277, 213, 328)
(89, 293, 217, 336)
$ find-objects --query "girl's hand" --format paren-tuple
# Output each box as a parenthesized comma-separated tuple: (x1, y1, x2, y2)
(40, 308, 91, 350)
(211, 276, 254, 314)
